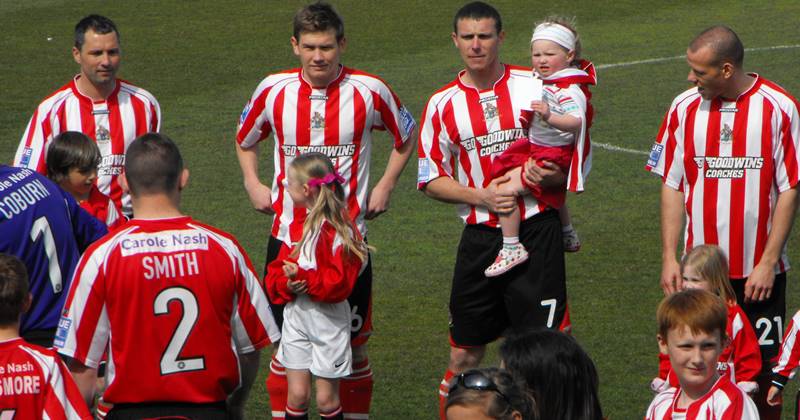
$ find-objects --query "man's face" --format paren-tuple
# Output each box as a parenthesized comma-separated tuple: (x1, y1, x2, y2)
(658, 325, 725, 395)
(452, 18, 504, 74)
(292, 29, 345, 87)
(73, 29, 120, 87)
(686, 46, 730, 100)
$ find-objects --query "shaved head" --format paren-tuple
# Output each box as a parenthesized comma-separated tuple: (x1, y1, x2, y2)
(689, 25, 744, 68)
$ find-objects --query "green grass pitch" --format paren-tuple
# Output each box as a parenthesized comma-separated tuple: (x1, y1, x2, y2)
(2, 1, 800, 418)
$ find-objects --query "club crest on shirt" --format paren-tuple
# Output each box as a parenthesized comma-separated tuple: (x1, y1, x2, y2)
(483, 102, 498, 121)
(311, 112, 325, 130)
(720, 124, 733, 143)
(96, 126, 111, 143)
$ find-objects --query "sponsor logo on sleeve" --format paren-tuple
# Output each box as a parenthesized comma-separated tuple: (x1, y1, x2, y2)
(399, 106, 416, 136)
(54, 316, 72, 348)
(239, 101, 253, 126)
(647, 143, 664, 168)
(19, 148, 33, 166)
(418, 158, 430, 183)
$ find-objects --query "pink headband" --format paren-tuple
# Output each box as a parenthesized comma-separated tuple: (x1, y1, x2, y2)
(307, 172, 345, 188)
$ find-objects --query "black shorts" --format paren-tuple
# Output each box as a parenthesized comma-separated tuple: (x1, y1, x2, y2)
(731, 272, 787, 366)
(449, 209, 567, 347)
(265, 235, 373, 345)
(106, 401, 227, 419)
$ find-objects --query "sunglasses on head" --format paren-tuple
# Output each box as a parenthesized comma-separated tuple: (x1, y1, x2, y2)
(450, 370, 511, 404)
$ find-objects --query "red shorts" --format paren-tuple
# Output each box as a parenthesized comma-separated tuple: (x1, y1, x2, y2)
(491, 138, 573, 209)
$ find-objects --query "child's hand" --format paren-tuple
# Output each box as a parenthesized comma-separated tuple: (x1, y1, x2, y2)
(287, 279, 308, 295)
(530, 100, 551, 122)
(767, 385, 783, 406)
(282, 261, 298, 279)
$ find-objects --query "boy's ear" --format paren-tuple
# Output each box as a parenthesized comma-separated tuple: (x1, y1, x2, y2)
(657, 334, 669, 355)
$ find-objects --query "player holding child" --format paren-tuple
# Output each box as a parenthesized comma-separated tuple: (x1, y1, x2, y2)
(646, 289, 759, 419)
(485, 17, 595, 276)
(265, 153, 368, 420)
(46, 131, 125, 229)
(653, 245, 761, 394)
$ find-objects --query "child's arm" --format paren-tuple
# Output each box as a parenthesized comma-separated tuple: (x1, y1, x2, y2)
(531, 100, 582, 133)
(263, 244, 297, 304)
(729, 306, 762, 390)
(769, 311, 800, 398)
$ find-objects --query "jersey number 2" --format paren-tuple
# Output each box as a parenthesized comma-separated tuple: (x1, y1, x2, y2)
(154, 287, 205, 375)
(30, 216, 62, 293)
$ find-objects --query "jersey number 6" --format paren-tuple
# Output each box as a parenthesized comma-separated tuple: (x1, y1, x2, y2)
(154, 287, 206, 375)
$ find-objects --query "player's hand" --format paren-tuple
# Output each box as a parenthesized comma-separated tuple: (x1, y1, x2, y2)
(530, 100, 551, 122)
(660, 258, 682, 295)
(479, 175, 515, 214)
(767, 385, 783, 406)
(366, 180, 392, 220)
(744, 262, 775, 302)
(523, 159, 566, 189)
(244, 181, 274, 215)
(282, 261, 298, 279)
(287, 279, 307, 295)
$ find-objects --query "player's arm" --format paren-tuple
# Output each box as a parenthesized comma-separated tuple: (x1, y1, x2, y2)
(423, 176, 516, 214)
(745, 186, 798, 302)
(227, 350, 260, 420)
(14, 107, 51, 173)
(44, 357, 93, 419)
(235, 141, 274, 215)
(660, 185, 684, 294)
(366, 132, 415, 220)
(65, 358, 98, 408)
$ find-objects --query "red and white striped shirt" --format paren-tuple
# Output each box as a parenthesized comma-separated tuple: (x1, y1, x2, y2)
(771, 310, 800, 387)
(236, 66, 415, 244)
(81, 185, 125, 230)
(646, 75, 800, 278)
(0, 337, 91, 419)
(658, 303, 761, 388)
(55, 217, 280, 405)
(14, 76, 161, 215)
(417, 64, 592, 226)
(645, 373, 759, 419)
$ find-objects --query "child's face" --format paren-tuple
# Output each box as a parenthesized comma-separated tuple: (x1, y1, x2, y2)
(60, 167, 96, 199)
(658, 324, 725, 396)
(531, 39, 574, 78)
(286, 167, 310, 207)
(681, 265, 712, 293)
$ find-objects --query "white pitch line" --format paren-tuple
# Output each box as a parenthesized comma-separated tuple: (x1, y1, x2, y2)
(593, 44, 800, 155)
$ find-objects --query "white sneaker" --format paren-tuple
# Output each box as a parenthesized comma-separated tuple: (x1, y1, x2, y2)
(485, 244, 529, 277)
(563, 227, 581, 252)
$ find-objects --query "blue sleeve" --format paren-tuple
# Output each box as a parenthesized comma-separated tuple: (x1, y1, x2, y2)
(62, 190, 107, 251)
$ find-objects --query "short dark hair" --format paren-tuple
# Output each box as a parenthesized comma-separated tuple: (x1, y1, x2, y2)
(445, 367, 537, 420)
(500, 328, 604, 420)
(293, 2, 344, 42)
(124, 133, 183, 196)
(453, 1, 502, 34)
(0, 254, 29, 326)
(689, 25, 744, 68)
(46, 131, 101, 184)
(74, 14, 119, 50)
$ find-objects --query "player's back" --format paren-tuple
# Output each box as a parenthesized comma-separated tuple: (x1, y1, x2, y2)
(0, 165, 105, 337)
(59, 216, 278, 404)
(0, 337, 91, 419)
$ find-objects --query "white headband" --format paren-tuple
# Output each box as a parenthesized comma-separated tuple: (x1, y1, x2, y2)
(531, 23, 576, 51)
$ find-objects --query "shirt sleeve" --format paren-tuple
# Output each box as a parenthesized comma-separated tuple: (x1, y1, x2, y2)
(729, 306, 762, 384)
(417, 95, 456, 190)
(230, 238, 281, 353)
(14, 105, 52, 174)
(42, 356, 93, 419)
(263, 243, 297, 305)
(772, 98, 800, 193)
(646, 97, 686, 191)
(371, 81, 416, 149)
(772, 311, 800, 388)
(236, 79, 274, 148)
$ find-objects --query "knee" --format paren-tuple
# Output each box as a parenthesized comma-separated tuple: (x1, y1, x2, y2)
(448, 346, 485, 372)
(316, 388, 340, 412)
(286, 382, 310, 408)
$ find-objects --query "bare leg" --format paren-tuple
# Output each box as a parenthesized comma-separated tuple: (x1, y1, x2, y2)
(558, 203, 571, 226)
(316, 376, 341, 413)
(486, 167, 530, 277)
(497, 167, 526, 239)
(286, 369, 312, 411)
